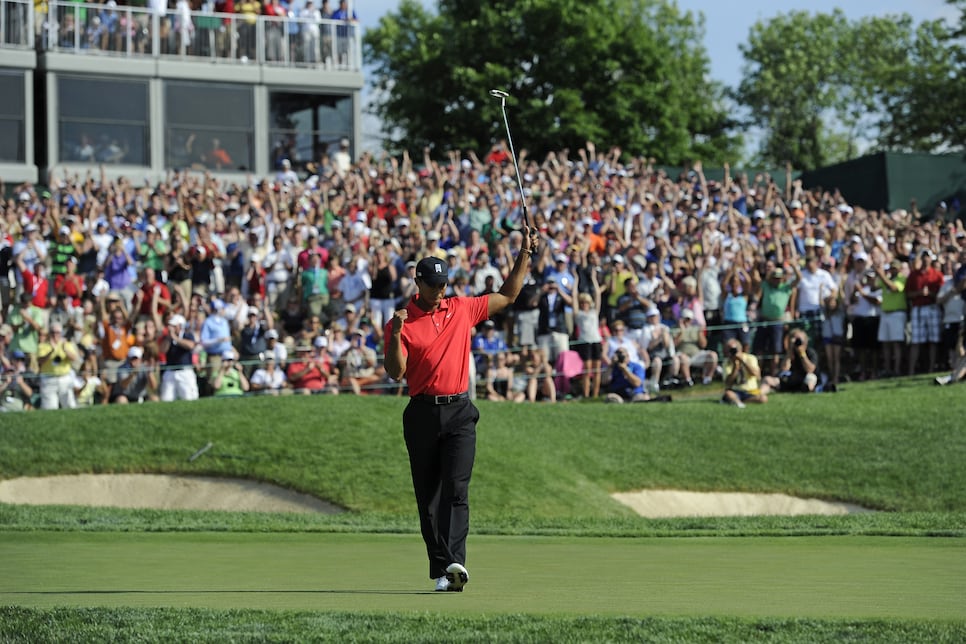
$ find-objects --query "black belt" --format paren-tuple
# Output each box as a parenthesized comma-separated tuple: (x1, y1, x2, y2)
(411, 392, 469, 405)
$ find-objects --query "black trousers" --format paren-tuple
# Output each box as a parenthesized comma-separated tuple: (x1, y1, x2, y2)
(403, 397, 478, 580)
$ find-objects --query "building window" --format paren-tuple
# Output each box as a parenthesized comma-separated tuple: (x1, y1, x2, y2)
(165, 81, 254, 171)
(269, 92, 351, 172)
(0, 71, 25, 163)
(57, 76, 149, 165)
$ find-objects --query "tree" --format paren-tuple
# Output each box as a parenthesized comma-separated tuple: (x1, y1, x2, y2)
(363, 0, 741, 164)
(737, 8, 964, 170)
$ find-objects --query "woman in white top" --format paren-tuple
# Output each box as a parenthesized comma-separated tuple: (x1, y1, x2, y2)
(573, 267, 605, 399)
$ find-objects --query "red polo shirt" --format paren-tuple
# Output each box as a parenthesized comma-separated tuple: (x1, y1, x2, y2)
(905, 267, 944, 307)
(386, 294, 489, 396)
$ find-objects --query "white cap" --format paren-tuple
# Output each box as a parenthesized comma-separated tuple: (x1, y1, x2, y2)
(59, 225, 71, 235)
(427, 230, 441, 241)
(127, 346, 144, 359)
(313, 335, 328, 348)
(167, 314, 186, 327)
(222, 349, 236, 360)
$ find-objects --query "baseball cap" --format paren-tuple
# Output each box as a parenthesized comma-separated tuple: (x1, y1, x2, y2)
(127, 346, 144, 359)
(415, 257, 448, 286)
(555, 253, 568, 263)
(426, 230, 441, 241)
(771, 268, 785, 278)
(344, 303, 356, 313)
(645, 306, 660, 317)
(167, 314, 186, 327)
(680, 309, 694, 320)
(59, 225, 71, 235)
(265, 329, 279, 340)
(314, 335, 328, 348)
(11, 350, 26, 360)
(853, 252, 869, 262)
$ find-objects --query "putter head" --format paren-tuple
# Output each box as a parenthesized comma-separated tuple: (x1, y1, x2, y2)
(489, 89, 509, 101)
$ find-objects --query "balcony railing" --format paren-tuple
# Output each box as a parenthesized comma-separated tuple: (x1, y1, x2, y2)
(1, 0, 362, 71)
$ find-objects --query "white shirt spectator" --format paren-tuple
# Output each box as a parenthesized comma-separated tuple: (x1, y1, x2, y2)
(250, 365, 286, 391)
(471, 261, 503, 295)
(797, 267, 838, 314)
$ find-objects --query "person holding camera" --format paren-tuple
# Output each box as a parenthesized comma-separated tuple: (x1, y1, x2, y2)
(762, 329, 819, 393)
(211, 349, 250, 397)
(605, 348, 650, 403)
(37, 321, 80, 410)
(721, 338, 767, 408)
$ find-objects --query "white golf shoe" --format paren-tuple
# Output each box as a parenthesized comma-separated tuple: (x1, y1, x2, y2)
(445, 563, 469, 591)
(434, 576, 450, 592)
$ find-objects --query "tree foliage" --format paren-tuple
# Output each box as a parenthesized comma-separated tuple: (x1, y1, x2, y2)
(737, 7, 965, 170)
(363, 0, 741, 164)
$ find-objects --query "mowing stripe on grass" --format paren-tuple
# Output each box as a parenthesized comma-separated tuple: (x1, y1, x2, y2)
(1, 532, 963, 619)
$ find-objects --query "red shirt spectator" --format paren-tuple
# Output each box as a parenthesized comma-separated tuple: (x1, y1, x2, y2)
(137, 268, 172, 318)
(906, 259, 944, 307)
(22, 265, 49, 308)
(297, 236, 329, 271)
(54, 259, 85, 308)
(285, 345, 332, 392)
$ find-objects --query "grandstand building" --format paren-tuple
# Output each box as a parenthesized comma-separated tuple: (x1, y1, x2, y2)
(0, 0, 362, 185)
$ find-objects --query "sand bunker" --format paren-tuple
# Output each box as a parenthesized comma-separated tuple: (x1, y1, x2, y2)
(612, 489, 872, 518)
(0, 475, 871, 517)
(0, 474, 344, 514)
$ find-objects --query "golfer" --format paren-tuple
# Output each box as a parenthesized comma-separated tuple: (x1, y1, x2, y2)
(384, 226, 539, 592)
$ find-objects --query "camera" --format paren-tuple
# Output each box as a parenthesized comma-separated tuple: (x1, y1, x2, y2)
(614, 349, 627, 364)
(728, 346, 738, 357)
(793, 337, 803, 347)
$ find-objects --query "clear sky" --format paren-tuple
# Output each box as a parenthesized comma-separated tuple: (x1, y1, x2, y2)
(356, 0, 958, 148)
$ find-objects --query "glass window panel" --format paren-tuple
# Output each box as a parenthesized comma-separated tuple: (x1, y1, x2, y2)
(166, 82, 253, 129)
(59, 122, 148, 165)
(0, 72, 25, 118)
(0, 71, 25, 162)
(59, 77, 148, 122)
(165, 128, 253, 172)
(57, 76, 149, 165)
(164, 82, 254, 170)
(0, 120, 25, 162)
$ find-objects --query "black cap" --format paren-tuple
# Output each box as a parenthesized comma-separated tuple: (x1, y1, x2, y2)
(415, 257, 448, 286)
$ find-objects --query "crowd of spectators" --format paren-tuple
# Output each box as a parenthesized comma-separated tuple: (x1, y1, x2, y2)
(2, 140, 965, 411)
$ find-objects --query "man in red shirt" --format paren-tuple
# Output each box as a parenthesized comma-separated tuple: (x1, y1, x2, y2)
(135, 267, 172, 320)
(384, 225, 539, 592)
(905, 249, 945, 375)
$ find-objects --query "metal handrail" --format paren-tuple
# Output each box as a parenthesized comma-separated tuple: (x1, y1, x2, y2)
(1, 0, 360, 71)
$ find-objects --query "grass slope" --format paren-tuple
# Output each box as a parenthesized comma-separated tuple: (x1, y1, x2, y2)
(1, 376, 964, 520)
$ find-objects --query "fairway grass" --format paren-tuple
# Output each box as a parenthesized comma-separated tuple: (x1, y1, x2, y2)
(2, 532, 964, 620)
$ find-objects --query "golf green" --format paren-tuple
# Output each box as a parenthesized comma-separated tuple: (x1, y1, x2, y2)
(1, 532, 962, 619)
